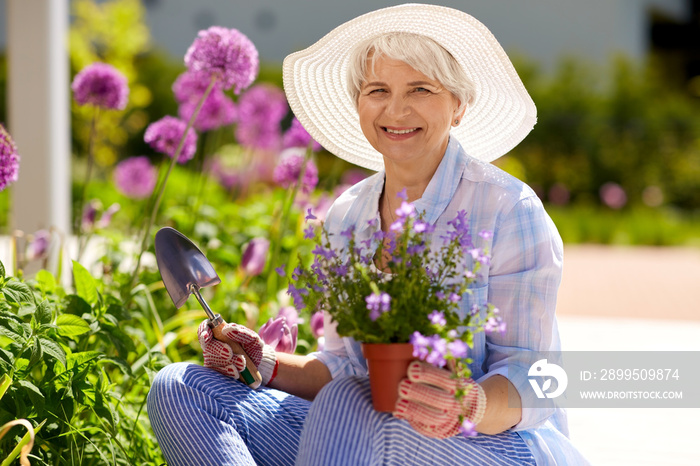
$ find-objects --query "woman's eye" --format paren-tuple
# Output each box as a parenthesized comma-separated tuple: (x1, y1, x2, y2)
(368, 88, 386, 94)
(414, 87, 430, 93)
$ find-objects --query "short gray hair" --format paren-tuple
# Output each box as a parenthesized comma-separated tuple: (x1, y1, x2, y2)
(346, 32, 475, 114)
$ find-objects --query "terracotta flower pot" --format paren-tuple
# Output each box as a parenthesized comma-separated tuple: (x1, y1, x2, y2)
(361, 342, 415, 412)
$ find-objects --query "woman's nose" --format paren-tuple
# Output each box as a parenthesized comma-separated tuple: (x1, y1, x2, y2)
(385, 94, 410, 118)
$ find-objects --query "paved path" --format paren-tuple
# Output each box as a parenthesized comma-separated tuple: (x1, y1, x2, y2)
(556, 245, 700, 465)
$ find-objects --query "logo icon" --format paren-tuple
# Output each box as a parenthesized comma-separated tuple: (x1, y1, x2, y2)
(528, 359, 568, 399)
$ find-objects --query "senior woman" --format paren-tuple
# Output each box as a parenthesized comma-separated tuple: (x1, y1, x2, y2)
(147, 4, 588, 465)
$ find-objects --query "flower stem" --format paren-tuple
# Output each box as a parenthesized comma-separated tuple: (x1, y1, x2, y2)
(266, 141, 314, 295)
(127, 76, 217, 292)
(76, 108, 99, 259)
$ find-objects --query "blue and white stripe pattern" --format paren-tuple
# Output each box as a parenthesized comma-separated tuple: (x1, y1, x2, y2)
(312, 137, 589, 465)
(147, 137, 590, 465)
(148, 363, 536, 465)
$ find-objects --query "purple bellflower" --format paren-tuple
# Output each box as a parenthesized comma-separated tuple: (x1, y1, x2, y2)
(366, 292, 391, 321)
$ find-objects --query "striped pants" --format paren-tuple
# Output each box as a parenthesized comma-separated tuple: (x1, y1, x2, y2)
(147, 363, 536, 465)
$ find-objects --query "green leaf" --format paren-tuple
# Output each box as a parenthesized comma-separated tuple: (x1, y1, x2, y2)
(101, 322, 135, 358)
(64, 294, 92, 317)
(72, 260, 98, 306)
(0, 373, 11, 400)
(17, 379, 45, 411)
(28, 336, 42, 367)
(0, 324, 24, 346)
(35, 269, 57, 294)
(56, 314, 91, 337)
(38, 337, 66, 367)
(0, 259, 5, 279)
(67, 351, 103, 369)
(98, 357, 133, 377)
(35, 300, 52, 325)
(2, 280, 34, 305)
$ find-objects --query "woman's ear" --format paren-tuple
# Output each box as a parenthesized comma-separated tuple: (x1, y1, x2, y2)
(452, 103, 467, 127)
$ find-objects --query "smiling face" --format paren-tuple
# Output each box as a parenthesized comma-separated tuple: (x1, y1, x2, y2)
(357, 56, 463, 171)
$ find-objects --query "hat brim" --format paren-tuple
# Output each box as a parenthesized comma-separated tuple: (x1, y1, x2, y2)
(283, 3, 536, 171)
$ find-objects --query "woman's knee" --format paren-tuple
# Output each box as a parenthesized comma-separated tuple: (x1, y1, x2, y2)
(312, 375, 372, 413)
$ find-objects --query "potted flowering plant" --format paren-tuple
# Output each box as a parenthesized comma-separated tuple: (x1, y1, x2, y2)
(287, 192, 504, 412)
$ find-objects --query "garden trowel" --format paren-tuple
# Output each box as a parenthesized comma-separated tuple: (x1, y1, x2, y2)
(154, 226, 262, 389)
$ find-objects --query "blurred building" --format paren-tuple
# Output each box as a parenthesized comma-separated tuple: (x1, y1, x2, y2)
(135, 0, 691, 75)
(0, 0, 695, 75)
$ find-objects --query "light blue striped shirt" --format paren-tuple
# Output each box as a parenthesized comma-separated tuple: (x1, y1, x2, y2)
(312, 137, 588, 465)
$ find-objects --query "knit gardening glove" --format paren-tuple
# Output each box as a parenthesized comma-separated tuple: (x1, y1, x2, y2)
(197, 320, 279, 386)
(394, 360, 487, 439)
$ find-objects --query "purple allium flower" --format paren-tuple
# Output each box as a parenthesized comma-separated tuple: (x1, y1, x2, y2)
(366, 292, 391, 321)
(447, 340, 469, 359)
(460, 419, 477, 438)
(273, 148, 319, 194)
(275, 265, 286, 277)
(241, 237, 270, 276)
(397, 188, 408, 201)
(235, 84, 288, 150)
(600, 182, 627, 209)
(341, 169, 368, 186)
(82, 199, 100, 230)
(113, 156, 157, 199)
(184, 26, 259, 94)
(28, 229, 50, 260)
(428, 310, 446, 326)
(310, 311, 324, 339)
(259, 316, 298, 354)
(144, 116, 198, 163)
(172, 70, 219, 103)
(179, 89, 237, 132)
(97, 203, 120, 229)
(71, 62, 129, 110)
(283, 117, 322, 152)
(410, 331, 431, 360)
(0, 123, 20, 192)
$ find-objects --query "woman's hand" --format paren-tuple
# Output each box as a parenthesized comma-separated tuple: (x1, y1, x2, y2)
(393, 361, 486, 438)
(197, 321, 279, 386)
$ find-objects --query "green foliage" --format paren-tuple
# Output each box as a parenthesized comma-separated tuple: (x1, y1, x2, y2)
(548, 205, 700, 246)
(503, 54, 700, 211)
(0, 260, 169, 465)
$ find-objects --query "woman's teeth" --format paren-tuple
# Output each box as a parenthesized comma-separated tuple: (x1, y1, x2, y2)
(385, 128, 417, 134)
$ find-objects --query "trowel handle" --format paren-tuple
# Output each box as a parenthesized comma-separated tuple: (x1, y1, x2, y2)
(212, 322, 263, 389)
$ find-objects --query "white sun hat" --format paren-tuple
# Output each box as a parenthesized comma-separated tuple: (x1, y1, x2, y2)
(283, 3, 536, 171)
